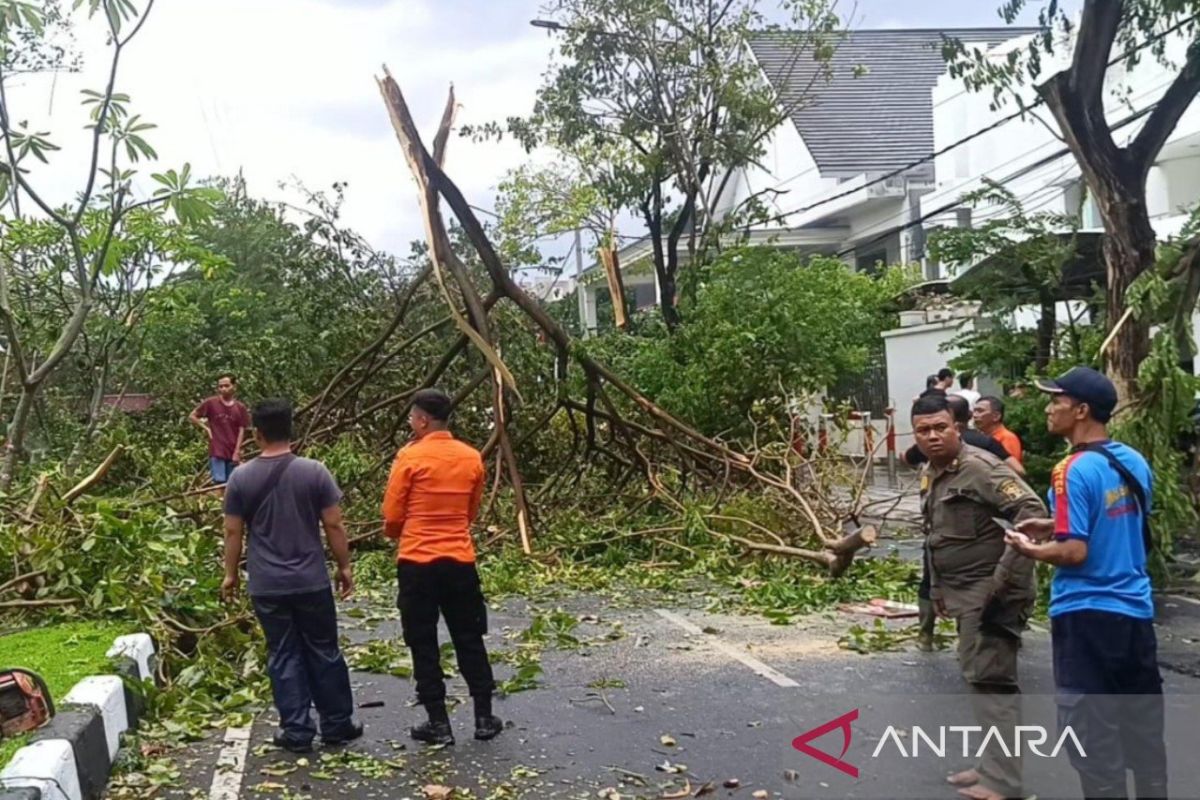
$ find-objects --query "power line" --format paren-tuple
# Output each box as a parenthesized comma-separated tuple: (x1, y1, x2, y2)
(833, 100, 1159, 260)
(769, 12, 1200, 224)
(811, 67, 1175, 255)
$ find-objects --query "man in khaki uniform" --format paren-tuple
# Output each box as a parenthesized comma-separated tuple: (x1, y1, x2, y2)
(912, 393, 1045, 800)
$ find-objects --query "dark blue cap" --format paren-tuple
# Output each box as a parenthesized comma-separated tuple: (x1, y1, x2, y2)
(1035, 366, 1117, 422)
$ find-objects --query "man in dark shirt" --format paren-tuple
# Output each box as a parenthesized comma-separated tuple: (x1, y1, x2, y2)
(905, 395, 1024, 476)
(937, 367, 956, 391)
(190, 373, 251, 485)
(222, 399, 361, 753)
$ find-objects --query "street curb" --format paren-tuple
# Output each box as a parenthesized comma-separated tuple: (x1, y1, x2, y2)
(0, 632, 157, 800)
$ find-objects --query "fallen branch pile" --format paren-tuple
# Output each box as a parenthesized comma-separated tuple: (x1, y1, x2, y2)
(295, 71, 880, 575)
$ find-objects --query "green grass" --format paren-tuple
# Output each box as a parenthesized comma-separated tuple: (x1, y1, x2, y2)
(0, 620, 131, 764)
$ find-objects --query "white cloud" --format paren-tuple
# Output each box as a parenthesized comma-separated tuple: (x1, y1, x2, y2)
(5, 0, 550, 254)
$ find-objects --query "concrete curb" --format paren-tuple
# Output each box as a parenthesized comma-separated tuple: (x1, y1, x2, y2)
(0, 632, 157, 800)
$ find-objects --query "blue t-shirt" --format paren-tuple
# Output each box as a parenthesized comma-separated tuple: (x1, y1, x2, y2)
(1045, 441, 1154, 619)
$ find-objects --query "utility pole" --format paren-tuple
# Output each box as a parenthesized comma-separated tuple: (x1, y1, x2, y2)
(574, 228, 590, 337)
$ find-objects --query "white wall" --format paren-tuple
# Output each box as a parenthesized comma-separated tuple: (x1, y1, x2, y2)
(882, 318, 974, 448)
(1163, 156, 1200, 215)
(848, 198, 909, 242)
(728, 118, 840, 222)
(927, 27, 1200, 229)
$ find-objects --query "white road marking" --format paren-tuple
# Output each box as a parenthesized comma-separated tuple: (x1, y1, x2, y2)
(208, 726, 251, 800)
(653, 608, 800, 688)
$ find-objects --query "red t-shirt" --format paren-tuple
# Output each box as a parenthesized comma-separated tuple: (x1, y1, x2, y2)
(195, 397, 250, 460)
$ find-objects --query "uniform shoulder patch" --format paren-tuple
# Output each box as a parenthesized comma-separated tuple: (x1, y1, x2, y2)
(997, 479, 1024, 502)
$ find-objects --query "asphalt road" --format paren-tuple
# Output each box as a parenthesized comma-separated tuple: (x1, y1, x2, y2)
(167, 584, 1200, 800)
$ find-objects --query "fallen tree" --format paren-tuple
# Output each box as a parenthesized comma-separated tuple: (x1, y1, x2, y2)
(348, 71, 881, 575)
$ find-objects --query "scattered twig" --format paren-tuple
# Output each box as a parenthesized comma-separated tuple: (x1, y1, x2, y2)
(0, 598, 78, 609)
(0, 570, 46, 596)
(62, 445, 124, 504)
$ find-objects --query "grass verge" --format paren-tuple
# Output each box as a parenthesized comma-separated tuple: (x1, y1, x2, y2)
(0, 619, 131, 764)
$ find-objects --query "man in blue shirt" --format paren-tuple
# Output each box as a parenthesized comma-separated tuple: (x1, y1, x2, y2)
(1007, 367, 1166, 799)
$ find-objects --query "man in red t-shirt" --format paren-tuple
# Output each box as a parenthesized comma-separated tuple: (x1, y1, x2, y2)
(190, 373, 251, 485)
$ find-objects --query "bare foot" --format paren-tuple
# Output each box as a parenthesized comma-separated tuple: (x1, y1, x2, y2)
(946, 769, 980, 787)
(956, 785, 1006, 800)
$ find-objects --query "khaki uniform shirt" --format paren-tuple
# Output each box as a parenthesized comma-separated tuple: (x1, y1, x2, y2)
(920, 445, 1046, 624)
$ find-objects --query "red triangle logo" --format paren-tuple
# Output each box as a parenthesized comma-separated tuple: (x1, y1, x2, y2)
(791, 708, 859, 778)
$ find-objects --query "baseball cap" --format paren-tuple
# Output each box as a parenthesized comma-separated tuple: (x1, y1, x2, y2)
(1035, 366, 1118, 422)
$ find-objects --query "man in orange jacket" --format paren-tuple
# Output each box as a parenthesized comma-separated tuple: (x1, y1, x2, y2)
(382, 389, 501, 746)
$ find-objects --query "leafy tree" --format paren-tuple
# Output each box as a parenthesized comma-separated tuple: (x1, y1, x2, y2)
(583, 248, 916, 435)
(928, 181, 1088, 375)
(0, 0, 218, 487)
(138, 179, 410, 410)
(3, 206, 223, 473)
(480, 0, 841, 327)
(945, 1, 1200, 400)
(1, 0, 79, 77)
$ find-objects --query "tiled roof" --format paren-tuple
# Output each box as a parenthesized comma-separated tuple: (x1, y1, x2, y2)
(749, 28, 1037, 179)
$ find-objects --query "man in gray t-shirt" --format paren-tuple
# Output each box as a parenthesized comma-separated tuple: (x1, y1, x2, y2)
(221, 398, 361, 752)
(226, 456, 342, 597)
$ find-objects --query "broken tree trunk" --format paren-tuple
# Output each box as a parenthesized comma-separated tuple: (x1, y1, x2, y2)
(375, 72, 874, 574)
(599, 245, 628, 330)
(378, 75, 533, 552)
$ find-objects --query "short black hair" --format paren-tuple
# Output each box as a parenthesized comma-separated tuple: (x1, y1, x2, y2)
(937, 368, 955, 382)
(911, 393, 951, 419)
(412, 388, 453, 422)
(946, 394, 971, 425)
(253, 398, 293, 443)
(925, 374, 940, 390)
(959, 371, 974, 389)
(978, 395, 1005, 420)
(218, 372, 237, 384)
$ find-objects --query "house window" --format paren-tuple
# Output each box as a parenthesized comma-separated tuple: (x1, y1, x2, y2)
(1069, 181, 1103, 229)
(856, 250, 887, 275)
(631, 283, 657, 310)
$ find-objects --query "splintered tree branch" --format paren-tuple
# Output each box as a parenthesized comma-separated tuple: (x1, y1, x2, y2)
(378, 74, 533, 551)
(376, 72, 519, 398)
(375, 74, 876, 573)
(62, 445, 124, 505)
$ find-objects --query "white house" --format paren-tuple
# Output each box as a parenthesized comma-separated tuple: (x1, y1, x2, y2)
(576, 27, 1029, 337)
(516, 267, 577, 303)
(878, 23, 1200, 448)
(576, 23, 1200, 453)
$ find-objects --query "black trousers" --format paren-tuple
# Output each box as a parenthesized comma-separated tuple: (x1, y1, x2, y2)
(252, 588, 356, 743)
(1051, 610, 1167, 799)
(397, 559, 496, 706)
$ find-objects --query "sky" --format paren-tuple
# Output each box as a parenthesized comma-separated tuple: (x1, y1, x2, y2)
(4, 0, 1054, 260)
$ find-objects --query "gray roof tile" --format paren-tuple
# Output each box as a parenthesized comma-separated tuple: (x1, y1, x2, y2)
(749, 28, 1037, 179)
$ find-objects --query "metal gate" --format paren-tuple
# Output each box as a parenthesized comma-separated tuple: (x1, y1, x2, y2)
(828, 350, 889, 417)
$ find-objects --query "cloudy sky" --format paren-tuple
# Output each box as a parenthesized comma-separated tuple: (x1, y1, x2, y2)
(5, 0, 1050, 258)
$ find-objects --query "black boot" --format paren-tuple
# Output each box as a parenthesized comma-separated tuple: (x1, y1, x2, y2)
(411, 701, 454, 746)
(272, 733, 314, 754)
(322, 721, 364, 746)
(472, 694, 502, 741)
(917, 598, 935, 652)
(475, 715, 503, 741)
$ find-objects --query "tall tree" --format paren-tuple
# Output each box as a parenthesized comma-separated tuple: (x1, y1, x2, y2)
(0, 0, 217, 488)
(479, 0, 840, 327)
(946, 1, 1200, 400)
